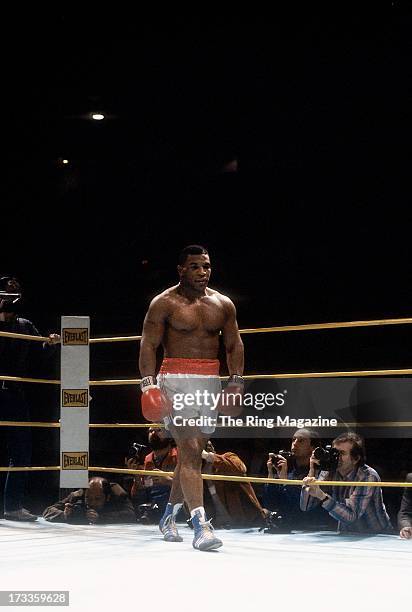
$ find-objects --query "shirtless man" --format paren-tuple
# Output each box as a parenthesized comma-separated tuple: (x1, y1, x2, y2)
(138, 245, 244, 550)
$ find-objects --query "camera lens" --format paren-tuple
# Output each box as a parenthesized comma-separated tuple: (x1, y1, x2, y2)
(313, 446, 339, 470)
(313, 447, 327, 462)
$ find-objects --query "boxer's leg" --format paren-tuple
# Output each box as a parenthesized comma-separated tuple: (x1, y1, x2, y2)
(177, 436, 206, 511)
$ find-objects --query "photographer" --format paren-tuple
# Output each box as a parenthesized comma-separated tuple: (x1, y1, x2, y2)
(301, 432, 392, 533)
(42, 477, 136, 524)
(126, 427, 177, 522)
(201, 440, 266, 528)
(398, 473, 412, 539)
(263, 429, 329, 530)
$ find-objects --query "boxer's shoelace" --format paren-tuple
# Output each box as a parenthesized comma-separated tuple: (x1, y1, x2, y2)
(160, 514, 183, 542)
(192, 516, 222, 550)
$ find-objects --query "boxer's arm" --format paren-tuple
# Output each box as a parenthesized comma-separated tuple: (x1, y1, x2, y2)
(139, 297, 167, 377)
(222, 298, 244, 376)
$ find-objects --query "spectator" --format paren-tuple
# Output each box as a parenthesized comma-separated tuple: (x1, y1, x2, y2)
(398, 472, 412, 539)
(263, 429, 330, 530)
(126, 427, 177, 522)
(202, 440, 266, 528)
(42, 477, 136, 524)
(301, 432, 392, 533)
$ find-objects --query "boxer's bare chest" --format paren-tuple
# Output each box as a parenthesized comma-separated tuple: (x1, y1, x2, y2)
(167, 296, 226, 335)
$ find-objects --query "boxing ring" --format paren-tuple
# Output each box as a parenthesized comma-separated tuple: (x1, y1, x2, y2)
(1, 317, 412, 611)
(0, 521, 410, 611)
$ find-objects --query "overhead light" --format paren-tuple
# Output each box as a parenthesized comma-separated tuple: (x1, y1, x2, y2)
(91, 113, 105, 121)
(62, 159, 69, 165)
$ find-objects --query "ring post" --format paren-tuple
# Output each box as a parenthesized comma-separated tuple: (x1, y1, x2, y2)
(60, 316, 90, 488)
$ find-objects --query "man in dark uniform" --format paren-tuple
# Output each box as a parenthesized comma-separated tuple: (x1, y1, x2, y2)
(0, 275, 60, 521)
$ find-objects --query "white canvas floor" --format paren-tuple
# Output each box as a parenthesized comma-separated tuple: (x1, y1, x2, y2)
(0, 519, 411, 612)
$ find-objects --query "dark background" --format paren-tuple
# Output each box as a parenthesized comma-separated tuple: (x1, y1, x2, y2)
(1, 5, 411, 518)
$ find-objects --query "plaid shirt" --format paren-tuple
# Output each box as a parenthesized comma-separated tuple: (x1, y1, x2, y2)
(300, 464, 392, 533)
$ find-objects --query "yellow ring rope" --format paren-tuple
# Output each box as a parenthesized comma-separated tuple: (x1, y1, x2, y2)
(3, 367, 412, 387)
(88, 317, 412, 342)
(90, 335, 142, 343)
(0, 331, 50, 342)
(0, 466, 61, 472)
(238, 318, 412, 334)
(2, 316, 412, 345)
(2, 322, 411, 492)
(2, 421, 412, 429)
(89, 467, 412, 489)
(0, 375, 60, 385)
(1, 465, 410, 489)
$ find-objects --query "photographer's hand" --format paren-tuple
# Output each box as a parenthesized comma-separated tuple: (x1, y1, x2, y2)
(126, 458, 144, 471)
(151, 468, 173, 486)
(400, 526, 412, 539)
(308, 451, 320, 477)
(267, 454, 275, 478)
(275, 455, 288, 479)
(86, 509, 99, 524)
(63, 503, 74, 520)
(302, 476, 328, 501)
(201, 450, 215, 463)
(126, 458, 145, 489)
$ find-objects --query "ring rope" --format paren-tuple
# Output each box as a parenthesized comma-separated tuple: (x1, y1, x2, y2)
(0, 375, 60, 385)
(92, 369, 412, 385)
(0, 464, 411, 488)
(0, 422, 61, 428)
(90, 335, 142, 343)
(2, 421, 412, 429)
(2, 324, 411, 491)
(2, 316, 412, 345)
(238, 318, 412, 334)
(0, 331, 50, 342)
(3, 367, 412, 387)
(0, 466, 60, 472)
(88, 317, 412, 342)
(86, 467, 412, 488)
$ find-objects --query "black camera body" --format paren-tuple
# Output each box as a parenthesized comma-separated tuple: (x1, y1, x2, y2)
(260, 510, 292, 534)
(137, 503, 161, 524)
(313, 445, 340, 470)
(127, 443, 148, 463)
(269, 450, 294, 468)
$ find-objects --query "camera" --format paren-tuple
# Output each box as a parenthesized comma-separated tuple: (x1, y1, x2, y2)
(127, 443, 148, 463)
(259, 510, 291, 534)
(269, 450, 293, 468)
(313, 445, 340, 470)
(137, 503, 161, 524)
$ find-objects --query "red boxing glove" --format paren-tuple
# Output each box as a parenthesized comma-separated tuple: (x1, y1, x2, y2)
(140, 376, 171, 422)
(218, 376, 244, 417)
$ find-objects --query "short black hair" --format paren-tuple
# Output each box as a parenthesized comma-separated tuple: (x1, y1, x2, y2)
(178, 245, 209, 265)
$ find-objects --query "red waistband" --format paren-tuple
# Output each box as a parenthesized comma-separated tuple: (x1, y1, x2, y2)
(160, 358, 220, 375)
